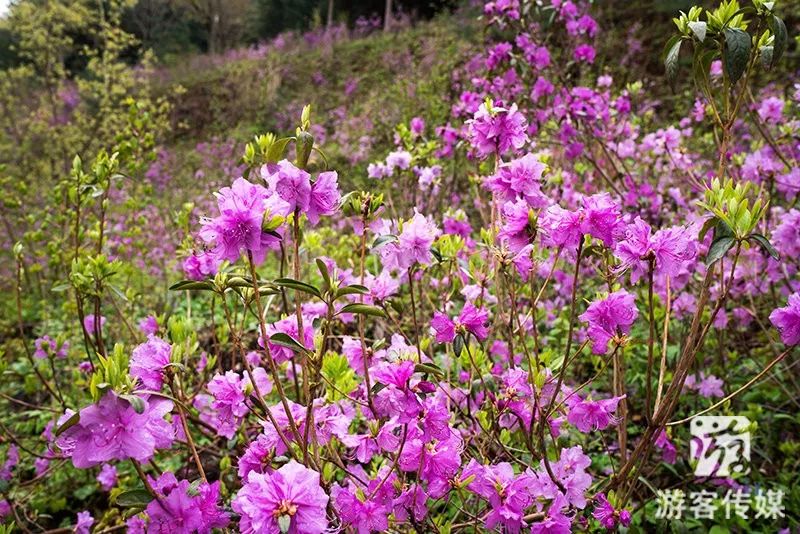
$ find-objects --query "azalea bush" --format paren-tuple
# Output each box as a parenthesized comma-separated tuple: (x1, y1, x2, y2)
(2, 0, 800, 533)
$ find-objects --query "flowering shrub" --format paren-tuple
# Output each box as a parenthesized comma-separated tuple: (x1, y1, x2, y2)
(1, 0, 800, 533)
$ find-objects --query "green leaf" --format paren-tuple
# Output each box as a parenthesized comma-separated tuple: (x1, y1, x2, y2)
(335, 285, 369, 299)
(415, 362, 445, 379)
(707, 236, 735, 265)
(55, 411, 80, 437)
(115, 488, 153, 507)
(723, 28, 751, 83)
(748, 233, 779, 260)
(315, 258, 331, 290)
(120, 394, 146, 414)
(339, 303, 386, 318)
(226, 276, 255, 289)
(267, 137, 292, 163)
(453, 334, 464, 359)
(688, 21, 707, 42)
(169, 280, 215, 292)
(372, 235, 398, 250)
(663, 35, 683, 85)
(760, 45, 774, 70)
(769, 15, 787, 67)
(698, 217, 718, 242)
(273, 278, 322, 299)
(269, 333, 310, 354)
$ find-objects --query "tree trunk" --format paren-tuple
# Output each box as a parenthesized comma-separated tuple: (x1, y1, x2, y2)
(209, 12, 219, 54)
(326, 0, 334, 28)
(384, 0, 392, 32)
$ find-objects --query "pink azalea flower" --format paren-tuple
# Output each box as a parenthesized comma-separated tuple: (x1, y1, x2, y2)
(144, 472, 229, 533)
(83, 314, 106, 335)
(410, 116, 425, 136)
(396, 212, 439, 269)
(75, 511, 94, 534)
(97, 463, 117, 491)
(182, 250, 220, 280)
(262, 315, 315, 363)
(574, 43, 596, 63)
(467, 101, 528, 158)
(655, 430, 677, 464)
(580, 290, 638, 354)
(263, 160, 312, 213)
(770, 293, 800, 346)
(199, 177, 279, 264)
(485, 153, 548, 207)
(592, 492, 631, 530)
(138, 315, 159, 336)
(130, 335, 172, 391)
(566, 395, 625, 432)
(499, 198, 535, 252)
(207, 370, 255, 439)
(332, 483, 391, 532)
(615, 217, 697, 282)
(232, 460, 328, 534)
(56, 392, 174, 468)
(398, 429, 462, 498)
(306, 170, 340, 225)
(430, 302, 490, 343)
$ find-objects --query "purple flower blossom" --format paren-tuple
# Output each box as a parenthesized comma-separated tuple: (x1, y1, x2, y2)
(593, 493, 631, 530)
(56, 392, 174, 468)
(410, 116, 425, 136)
(757, 96, 784, 123)
(75, 510, 94, 534)
(567, 395, 625, 432)
(387, 212, 439, 269)
(34, 457, 49, 477)
(183, 250, 221, 280)
(306, 171, 340, 225)
(130, 335, 172, 391)
(430, 302, 490, 343)
(33, 335, 69, 359)
(770, 293, 800, 346)
(463, 461, 535, 532)
(386, 150, 412, 171)
(263, 160, 312, 213)
(232, 460, 328, 534)
(772, 209, 800, 257)
(655, 430, 677, 464)
(580, 290, 638, 354)
(83, 314, 106, 335)
(200, 178, 278, 264)
(97, 464, 117, 491)
(238, 433, 273, 480)
(615, 217, 697, 282)
(138, 316, 159, 336)
(399, 430, 462, 498)
(0, 445, 18, 481)
(485, 153, 548, 207)
(144, 472, 229, 533)
(467, 101, 528, 158)
(332, 483, 391, 533)
(574, 43, 596, 63)
(263, 315, 315, 363)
